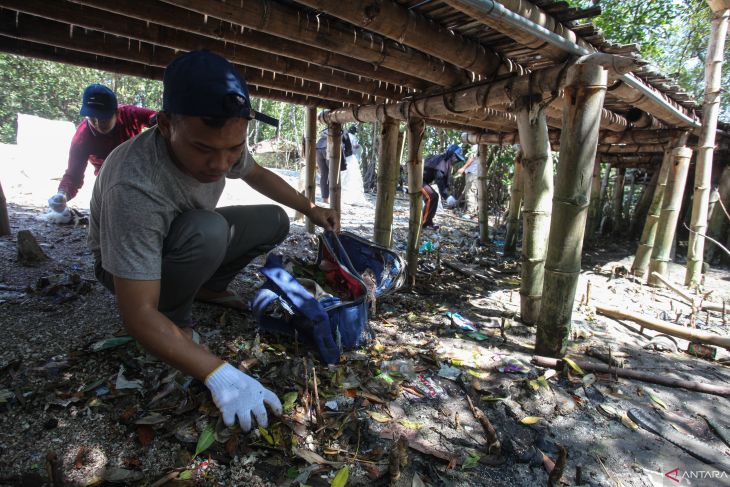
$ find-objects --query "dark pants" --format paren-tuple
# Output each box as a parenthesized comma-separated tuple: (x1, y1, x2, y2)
(316, 148, 329, 200)
(423, 166, 450, 199)
(421, 184, 439, 227)
(95, 205, 290, 326)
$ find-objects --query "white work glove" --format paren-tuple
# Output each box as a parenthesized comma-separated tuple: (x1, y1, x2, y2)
(205, 363, 282, 431)
(48, 191, 67, 213)
(446, 195, 457, 208)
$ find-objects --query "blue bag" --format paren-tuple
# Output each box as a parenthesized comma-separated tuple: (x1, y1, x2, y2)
(252, 231, 405, 364)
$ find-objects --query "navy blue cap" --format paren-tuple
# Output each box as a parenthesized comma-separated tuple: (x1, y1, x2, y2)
(446, 143, 465, 161)
(162, 50, 278, 127)
(80, 84, 117, 119)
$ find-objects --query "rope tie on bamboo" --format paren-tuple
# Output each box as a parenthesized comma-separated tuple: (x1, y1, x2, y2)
(442, 92, 469, 115)
(351, 106, 365, 123)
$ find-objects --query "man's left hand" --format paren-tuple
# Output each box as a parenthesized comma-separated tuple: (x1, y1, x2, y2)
(306, 206, 340, 232)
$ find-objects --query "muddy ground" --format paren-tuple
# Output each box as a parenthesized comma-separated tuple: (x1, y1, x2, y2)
(1, 187, 729, 487)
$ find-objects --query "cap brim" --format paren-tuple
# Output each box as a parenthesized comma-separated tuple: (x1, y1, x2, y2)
(80, 106, 115, 119)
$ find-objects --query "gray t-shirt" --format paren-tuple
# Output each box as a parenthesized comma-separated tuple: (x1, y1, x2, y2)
(88, 126, 254, 280)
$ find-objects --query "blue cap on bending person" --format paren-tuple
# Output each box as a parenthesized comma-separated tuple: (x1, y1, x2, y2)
(80, 84, 118, 119)
(162, 50, 278, 127)
(446, 143, 466, 162)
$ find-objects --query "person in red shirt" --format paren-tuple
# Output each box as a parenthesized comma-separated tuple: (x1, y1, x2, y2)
(47, 84, 157, 213)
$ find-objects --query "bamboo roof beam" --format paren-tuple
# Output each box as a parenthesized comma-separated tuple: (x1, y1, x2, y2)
(2, 1, 400, 102)
(67, 0, 429, 91)
(295, 0, 521, 77)
(159, 0, 471, 87)
(0, 37, 338, 109)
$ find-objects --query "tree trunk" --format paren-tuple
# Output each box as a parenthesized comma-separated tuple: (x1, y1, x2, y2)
(624, 170, 637, 226)
(535, 62, 607, 358)
(0, 179, 10, 237)
(504, 152, 524, 254)
(685, 5, 729, 287)
(648, 146, 693, 287)
(373, 118, 400, 247)
(515, 96, 554, 325)
(304, 106, 317, 234)
(585, 157, 602, 242)
(327, 122, 343, 218)
(630, 169, 658, 238)
(363, 121, 380, 192)
(632, 147, 675, 276)
(477, 144, 491, 243)
(405, 118, 425, 287)
(611, 168, 626, 236)
(705, 165, 730, 263)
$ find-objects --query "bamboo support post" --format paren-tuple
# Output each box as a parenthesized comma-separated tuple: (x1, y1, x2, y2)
(304, 107, 317, 234)
(585, 157, 602, 241)
(624, 170, 637, 225)
(0, 180, 10, 237)
(327, 122, 343, 219)
(611, 168, 626, 236)
(515, 96, 553, 325)
(373, 118, 400, 247)
(629, 169, 659, 237)
(685, 5, 729, 287)
(631, 146, 675, 276)
(705, 166, 730, 263)
(532, 354, 730, 397)
(504, 152, 524, 254)
(648, 146, 693, 286)
(405, 118, 425, 288)
(477, 144, 491, 243)
(535, 62, 607, 358)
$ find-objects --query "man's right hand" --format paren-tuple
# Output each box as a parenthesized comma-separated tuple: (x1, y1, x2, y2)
(48, 191, 67, 213)
(205, 363, 282, 431)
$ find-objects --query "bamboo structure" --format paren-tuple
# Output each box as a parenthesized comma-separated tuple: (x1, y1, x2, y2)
(477, 144, 491, 243)
(624, 170, 637, 225)
(504, 153, 524, 254)
(405, 118, 426, 287)
(326, 122, 343, 217)
(0, 180, 10, 237)
(631, 147, 675, 276)
(373, 118, 401, 247)
(705, 166, 730, 262)
(648, 147, 693, 287)
(515, 96, 553, 325)
(585, 157, 602, 241)
(535, 62, 607, 358)
(304, 107, 318, 234)
(685, 3, 730, 286)
(629, 170, 659, 237)
(598, 162, 612, 229)
(611, 168, 626, 235)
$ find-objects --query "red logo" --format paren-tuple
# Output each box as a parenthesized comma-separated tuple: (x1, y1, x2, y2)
(665, 468, 680, 483)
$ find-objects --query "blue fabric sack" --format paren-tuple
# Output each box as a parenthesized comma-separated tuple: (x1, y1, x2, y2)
(252, 231, 405, 364)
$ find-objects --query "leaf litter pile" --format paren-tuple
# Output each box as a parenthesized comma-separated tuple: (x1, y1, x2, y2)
(1, 200, 730, 486)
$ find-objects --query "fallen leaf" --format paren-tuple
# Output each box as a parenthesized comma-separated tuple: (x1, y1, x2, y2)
(259, 426, 274, 445)
(462, 452, 480, 469)
(563, 357, 584, 375)
(480, 395, 507, 402)
(282, 391, 298, 412)
(331, 465, 349, 487)
(136, 425, 154, 447)
(90, 336, 133, 352)
(367, 411, 392, 423)
(520, 416, 543, 425)
(178, 470, 193, 480)
(621, 412, 639, 431)
(194, 424, 215, 457)
(398, 419, 424, 430)
(645, 389, 667, 410)
(582, 373, 596, 388)
(293, 448, 343, 467)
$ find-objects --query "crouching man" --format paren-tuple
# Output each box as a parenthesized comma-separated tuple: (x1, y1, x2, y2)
(88, 50, 339, 431)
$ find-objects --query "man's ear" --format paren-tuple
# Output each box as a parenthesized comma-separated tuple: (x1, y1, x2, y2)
(156, 112, 171, 138)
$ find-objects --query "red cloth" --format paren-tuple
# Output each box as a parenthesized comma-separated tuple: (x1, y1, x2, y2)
(58, 105, 156, 199)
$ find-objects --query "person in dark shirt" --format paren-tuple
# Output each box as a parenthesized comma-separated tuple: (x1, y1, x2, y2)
(47, 84, 156, 213)
(421, 143, 465, 228)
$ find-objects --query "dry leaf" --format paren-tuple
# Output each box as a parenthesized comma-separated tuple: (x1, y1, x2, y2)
(563, 357, 585, 375)
(367, 411, 392, 423)
(520, 416, 543, 425)
(136, 425, 154, 447)
(621, 412, 639, 431)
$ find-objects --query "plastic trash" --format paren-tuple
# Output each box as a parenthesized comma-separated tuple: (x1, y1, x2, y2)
(445, 312, 477, 332)
(381, 359, 417, 380)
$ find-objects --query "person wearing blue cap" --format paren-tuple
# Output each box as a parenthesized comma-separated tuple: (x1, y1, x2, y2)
(88, 50, 339, 432)
(47, 84, 157, 216)
(421, 143, 465, 228)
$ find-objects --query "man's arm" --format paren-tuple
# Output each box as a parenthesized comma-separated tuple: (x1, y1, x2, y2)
(57, 129, 92, 201)
(113, 276, 222, 379)
(244, 163, 339, 231)
(457, 155, 477, 175)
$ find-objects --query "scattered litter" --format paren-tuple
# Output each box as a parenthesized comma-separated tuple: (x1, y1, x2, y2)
(437, 363, 462, 381)
(445, 312, 476, 332)
(115, 366, 144, 390)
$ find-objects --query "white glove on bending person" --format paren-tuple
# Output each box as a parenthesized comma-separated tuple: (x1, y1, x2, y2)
(205, 363, 282, 431)
(446, 195, 457, 208)
(48, 191, 67, 213)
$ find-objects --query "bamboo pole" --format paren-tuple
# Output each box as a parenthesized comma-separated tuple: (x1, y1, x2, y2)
(477, 144, 491, 243)
(532, 355, 730, 397)
(535, 62, 607, 357)
(624, 170, 637, 226)
(631, 147, 675, 276)
(705, 166, 730, 262)
(504, 152, 524, 254)
(304, 107, 318, 234)
(515, 96, 554, 325)
(598, 162, 612, 229)
(373, 118, 400, 247)
(595, 305, 730, 349)
(611, 168, 626, 236)
(0, 180, 10, 237)
(685, 4, 730, 287)
(629, 169, 659, 238)
(395, 131, 406, 169)
(327, 123, 343, 219)
(648, 147, 693, 286)
(405, 118, 426, 287)
(462, 129, 684, 147)
(585, 157, 603, 241)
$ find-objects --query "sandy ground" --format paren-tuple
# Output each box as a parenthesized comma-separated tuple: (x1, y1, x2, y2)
(1, 143, 730, 487)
